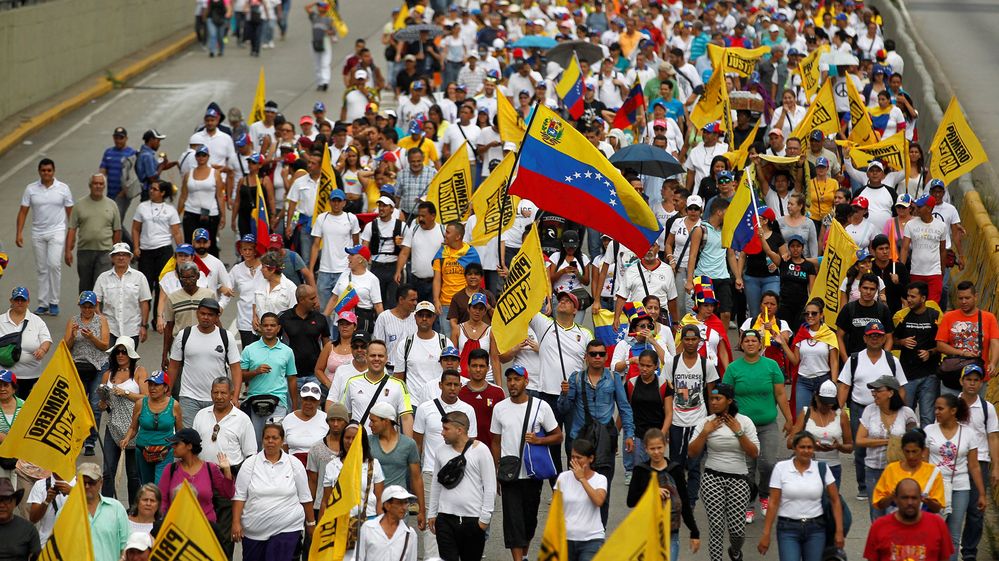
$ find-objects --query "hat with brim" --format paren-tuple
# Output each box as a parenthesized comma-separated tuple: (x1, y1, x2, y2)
(866, 375, 900, 391)
(0, 478, 23, 505)
(108, 336, 141, 360)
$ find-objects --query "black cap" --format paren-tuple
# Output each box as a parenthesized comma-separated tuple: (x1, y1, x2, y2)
(113, 127, 127, 137)
(142, 129, 166, 142)
(198, 297, 222, 312)
(712, 383, 735, 400)
(561, 229, 580, 247)
(264, 100, 279, 111)
(167, 428, 202, 446)
(351, 332, 371, 344)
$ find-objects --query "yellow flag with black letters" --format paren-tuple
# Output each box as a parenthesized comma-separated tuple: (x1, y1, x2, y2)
(250, 67, 266, 124)
(929, 97, 989, 186)
(846, 76, 879, 146)
(795, 45, 829, 102)
(427, 142, 473, 224)
(494, 227, 550, 354)
(310, 426, 363, 561)
(809, 220, 859, 326)
(708, 44, 772, 78)
(469, 152, 519, 246)
(39, 480, 93, 561)
(498, 92, 527, 146)
(592, 475, 669, 561)
(791, 80, 838, 142)
(848, 131, 909, 178)
(151, 480, 227, 560)
(690, 61, 728, 131)
(538, 490, 569, 561)
(313, 147, 338, 226)
(0, 342, 94, 478)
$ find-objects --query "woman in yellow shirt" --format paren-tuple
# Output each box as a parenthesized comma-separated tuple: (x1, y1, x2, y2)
(807, 157, 838, 232)
(873, 427, 945, 515)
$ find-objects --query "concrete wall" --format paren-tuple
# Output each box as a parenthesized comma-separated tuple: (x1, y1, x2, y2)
(0, 0, 192, 122)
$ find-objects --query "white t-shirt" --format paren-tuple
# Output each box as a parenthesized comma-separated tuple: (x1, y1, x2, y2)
(442, 122, 480, 161)
(282, 411, 329, 455)
(248, 121, 276, 153)
(684, 143, 729, 192)
(397, 96, 435, 127)
(547, 252, 591, 294)
(528, 314, 593, 395)
(490, 398, 559, 479)
(361, 218, 410, 264)
(932, 202, 961, 248)
(391, 333, 446, 407)
(413, 398, 478, 472)
(857, 185, 897, 233)
(795, 334, 834, 378)
(615, 260, 678, 305)
(966, 395, 998, 464)
(27, 476, 76, 546)
(556, 470, 608, 542)
(925, 423, 979, 492)
(133, 201, 181, 249)
(323, 458, 385, 517)
(21, 180, 74, 235)
(839, 275, 887, 303)
(287, 174, 318, 218)
(343, 89, 370, 122)
(403, 224, 446, 279)
(691, 413, 759, 474)
(328, 361, 364, 405)
(332, 270, 382, 309)
(312, 212, 361, 273)
(229, 261, 263, 331)
(904, 218, 947, 276)
(670, 218, 701, 269)
(845, 219, 878, 251)
(233, 452, 312, 541)
(768, 459, 835, 519)
(838, 350, 909, 406)
(169, 327, 241, 400)
(476, 128, 504, 178)
(668, 354, 720, 427)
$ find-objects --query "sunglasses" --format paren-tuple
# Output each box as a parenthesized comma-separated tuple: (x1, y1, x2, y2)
(804, 311, 821, 317)
(588, 351, 607, 357)
(212, 423, 221, 442)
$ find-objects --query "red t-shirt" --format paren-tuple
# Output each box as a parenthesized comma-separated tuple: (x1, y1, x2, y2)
(459, 382, 506, 448)
(863, 512, 953, 561)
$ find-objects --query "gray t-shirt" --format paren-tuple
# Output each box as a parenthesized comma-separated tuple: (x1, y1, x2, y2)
(369, 433, 421, 490)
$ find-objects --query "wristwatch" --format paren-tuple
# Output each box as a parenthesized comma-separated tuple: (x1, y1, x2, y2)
(734, 430, 745, 438)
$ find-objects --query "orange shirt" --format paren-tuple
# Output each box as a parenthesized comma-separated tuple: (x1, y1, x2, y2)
(936, 308, 999, 366)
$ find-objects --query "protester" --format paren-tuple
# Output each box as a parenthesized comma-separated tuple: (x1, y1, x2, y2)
(856, 375, 918, 519)
(863, 479, 953, 561)
(99, 337, 148, 504)
(0, 287, 53, 399)
(785, 380, 853, 489)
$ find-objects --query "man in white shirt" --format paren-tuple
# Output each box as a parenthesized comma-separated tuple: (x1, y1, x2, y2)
(684, 122, 729, 194)
(958, 365, 998, 560)
(428, 409, 492, 561)
(363, 196, 410, 308)
(94, 242, 152, 345)
(286, 152, 321, 263)
(248, 101, 278, 157)
(397, 202, 446, 304)
(613, 241, 679, 328)
(310, 189, 361, 313)
(391, 301, 448, 407)
(900, 195, 948, 304)
(15, 158, 74, 316)
(191, 228, 234, 301)
(441, 104, 480, 163)
(26, 474, 75, 547)
(373, 286, 418, 361)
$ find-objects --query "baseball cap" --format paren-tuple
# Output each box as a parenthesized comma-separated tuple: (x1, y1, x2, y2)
(329, 188, 347, 200)
(864, 320, 886, 335)
(234, 133, 250, 148)
(247, 153, 263, 165)
(113, 127, 127, 137)
(561, 229, 580, 247)
(895, 193, 912, 207)
(380, 185, 396, 196)
(382, 485, 416, 502)
(653, 119, 668, 129)
(125, 532, 153, 553)
(914, 195, 936, 209)
(809, 130, 825, 141)
(193, 228, 211, 241)
(337, 311, 358, 324)
(680, 324, 702, 339)
(79, 291, 98, 306)
(377, 195, 396, 207)
(818, 380, 838, 404)
(686, 195, 704, 209)
(856, 249, 873, 261)
(556, 291, 579, 308)
(769, 127, 785, 138)
(962, 364, 985, 379)
(415, 301, 436, 314)
(928, 178, 946, 191)
(142, 129, 166, 142)
(205, 107, 221, 118)
(198, 297, 222, 312)
(703, 121, 722, 134)
(469, 293, 488, 307)
(815, 156, 829, 168)
(238, 234, 257, 245)
(352, 332, 371, 345)
(78, 463, 103, 481)
(268, 233, 283, 248)
(345, 245, 372, 260)
(787, 234, 805, 246)
(851, 196, 869, 209)
(867, 160, 885, 172)
(505, 365, 528, 378)
(354, 69, 369, 80)
(110, 242, 133, 256)
(10, 287, 28, 301)
(769, 24, 780, 32)
(175, 244, 195, 256)
(867, 375, 900, 391)
(711, 383, 735, 399)
(440, 346, 460, 360)
(300, 382, 322, 400)
(313, 101, 326, 112)
(167, 427, 202, 446)
(0, 370, 16, 385)
(717, 170, 735, 182)
(369, 401, 397, 422)
(195, 145, 210, 156)
(147, 370, 170, 386)
(300, 115, 315, 125)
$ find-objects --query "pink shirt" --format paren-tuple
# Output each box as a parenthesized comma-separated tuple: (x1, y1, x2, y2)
(159, 461, 235, 522)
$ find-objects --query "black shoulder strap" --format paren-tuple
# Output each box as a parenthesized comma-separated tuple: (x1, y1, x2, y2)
(180, 326, 193, 363)
(219, 327, 231, 375)
(848, 352, 859, 403)
(516, 396, 533, 463)
(402, 335, 414, 371)
(981, 396, 989, 427)
(359, 374, 392, 425)
(433, 398, 446, 418)
(636, 261, 651, 297)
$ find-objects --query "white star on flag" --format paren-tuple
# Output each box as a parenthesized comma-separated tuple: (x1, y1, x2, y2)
(574, 172, 582, 178)
(565, 175, 573, 182)
(584, 171, 593, 178)
(609, 199, 618, 206)
(594, 173, 603, 180)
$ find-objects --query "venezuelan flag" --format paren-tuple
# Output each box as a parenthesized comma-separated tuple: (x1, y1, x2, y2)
(510, 104, 661, 256)
(334, 285, 360, 313)
(593, 309, 627, 347)
(250, 176, 269, 257)
(556, 54, 585, 120)
(158, 255, 211, 281)
(721, 166, 763, 254)
(612, 80, 645, 130)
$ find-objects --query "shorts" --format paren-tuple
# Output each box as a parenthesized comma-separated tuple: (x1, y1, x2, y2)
(712, 277, 734, 314)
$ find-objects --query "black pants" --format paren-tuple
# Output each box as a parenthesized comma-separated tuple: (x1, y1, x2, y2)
(239, 330, 260, 349)
(77, 249, 112, 293)
(245, 18, 262, 54)
(182, 212, 221, 257)
(436, 513, 487, 561)
(138, 245, 174, 320)
(370, 261, 399, 309)
(15, 378, 38, 400)
(500, 478, 543, 549)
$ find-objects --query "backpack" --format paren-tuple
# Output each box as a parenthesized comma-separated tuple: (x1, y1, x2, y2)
(207, 0, 227, 26)
(400, 332, 447, 373)
(369, 219, 404, 257)
(847, 350, 897, 403)
(180, 326, 232, 376)
(121, 152, 141, 199)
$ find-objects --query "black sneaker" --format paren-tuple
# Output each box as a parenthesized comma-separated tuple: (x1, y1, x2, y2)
(728, 547, 744, 561)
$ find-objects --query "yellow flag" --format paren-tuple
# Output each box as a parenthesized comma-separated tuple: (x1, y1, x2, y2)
(722, 119, 760, 169)
(758, 154, 801, 166)
(329, 6, 349, 37)
(845, 76, 879, 146)
(313, 147, 337, 225)
(311, 428, 364, 560)
(498, 92, 527, 145)
(593, 475, 669, 561)
(538, 490, 569, 561)
(708, 44, 772, 78)
(795, 45, 829, 101)
(791, 80, 838, 142)
(809, 220, 859, 326)
(39, 480, 94, 561)
(470, 152, 520, 246)
(151, 480, 226, 560)
(494, 227, 550, 354)
(250, 67, 266, 124)
(848, 131, 909, 176)
(393, 2, 409, 30)
(690, 62, 728, 131)
(0, 342, 94, 477)
(929, 97, 989, 187)
(426, 141, 473, 224)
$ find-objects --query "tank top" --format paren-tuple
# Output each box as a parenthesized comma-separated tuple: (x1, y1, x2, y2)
(325, 348, 353, 376)
(804, 407, 844, 466)
(342, 170, 363, 196)
(136, 397, 176, 447)
(185, 169, 220, 215)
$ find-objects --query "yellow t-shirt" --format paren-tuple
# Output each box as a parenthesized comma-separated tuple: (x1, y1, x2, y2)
(808, 177, 838, 220)
(872, 461, 946, 510)
(398, 135, 439, 166)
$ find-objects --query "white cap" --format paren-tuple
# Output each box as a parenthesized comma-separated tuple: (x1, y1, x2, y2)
(355, 69, 369, 80)
(369, 401, 397, 422)
(300, 382, 322, 400)
(110, 242, 133, 256)
(377, 195, 396, 207)
(686, 195, 704, 209)
(769, 24, 780, 33)
(125, 532, 153, 552)
(415, 301, 436, 314)
(382, 484, 416, 502)
(818, 380, 838, 399)
(492, 38, 505, 49)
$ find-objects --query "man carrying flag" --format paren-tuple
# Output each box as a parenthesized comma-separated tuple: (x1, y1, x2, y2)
(612, 80, 645, 131)
(556, 54, 586, 120)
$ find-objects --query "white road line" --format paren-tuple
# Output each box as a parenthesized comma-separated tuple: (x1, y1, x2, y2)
(0, 70, 162, 185)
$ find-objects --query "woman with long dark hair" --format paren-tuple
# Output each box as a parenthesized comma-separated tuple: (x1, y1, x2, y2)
(856, 376, 918, 519)
(733, 206, 787, 319)
(131, 179, 182, 321)
(98, 337, 148, 504)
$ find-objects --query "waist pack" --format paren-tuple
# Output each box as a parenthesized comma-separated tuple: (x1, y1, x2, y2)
(0, 320, 28, 368)
(242, 394, 280, 419)
(437, 439, 474, 489)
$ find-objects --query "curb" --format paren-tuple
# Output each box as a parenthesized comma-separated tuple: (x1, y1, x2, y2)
(0, 31, 197, 158)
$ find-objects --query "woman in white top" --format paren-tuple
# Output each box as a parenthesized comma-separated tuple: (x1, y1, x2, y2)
(778, 299, 840, 412)
(252, 252, 298, 331)
(282, 383, 329, 465)
(132, 179, 183, 318)
(556, 439, 609, 561)
(925, 394, 987, 559)
(127, 483, 162, 537)
(324, 246, 384, 334)
(785, 380, 853, 490)
(547, 231, 591, 325)
(98, 336, 148, 503)
(178, 145, 226, 257)
(0, 287, 53, 398)
(856, 376, 918, 519)
(688, 384, 759, 561)
(770, 89, 807, 139)
(232, 423, 316, 561)
(758, 432, 844, 561)
(321, 423, 385, 561)
(356, 485, 417, 561)
(664, 195, 703, 317)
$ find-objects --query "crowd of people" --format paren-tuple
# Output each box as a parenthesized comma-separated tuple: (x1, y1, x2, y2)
(0, 1, 994, 561)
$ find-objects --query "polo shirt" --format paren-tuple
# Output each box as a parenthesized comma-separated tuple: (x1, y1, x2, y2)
(287, 174, 318, 220)
(193, 405, 257, 466)
(342, 372, 413, 432)
(279, 309, 329, 380)
(768, 458, 835, 519)
(233, 452, 311, 541)
(99, 145, 137, 198)
(240, 339, 298, 408)
(69, 196, 121, 250)
(90, 496, 130, 561)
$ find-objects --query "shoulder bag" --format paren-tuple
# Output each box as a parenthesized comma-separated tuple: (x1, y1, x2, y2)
(575, 374, 618, 470)
(938, 311, 984, 391)
(0, 320, 28, 367)
(818, 461, 851, 553)
(523, 402, 557, 480)
(497, 396, 532, 483)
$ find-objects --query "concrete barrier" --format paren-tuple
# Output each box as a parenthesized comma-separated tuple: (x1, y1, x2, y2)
(0, 0, 193, 123)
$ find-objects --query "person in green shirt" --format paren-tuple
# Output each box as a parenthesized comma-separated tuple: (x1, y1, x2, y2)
(239, 312, 298, 443)
(723, 329, 793, 524)
(81, 462, 129, 561)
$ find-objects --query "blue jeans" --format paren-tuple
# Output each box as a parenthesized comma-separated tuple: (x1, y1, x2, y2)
(206, 18, 225, 55)
(440, 305, 451, 339)
(776, 517, 826, 561)
(848, 401, 868, 494)
(903, 375, 940, 427)
(249, 404, 288, 450)
(946, 489, 971, 561)
(795, 374, 830, 413)
(623, 434, 649, 472)
(102, 430, 139, 505)
(671, 533, 680, 561)
(670, 424, 704, 507)
(743, 275, 781, 319)
(278, 0, 290, 35)
(297, 220, 313, 270)
(963, 467, 990, 560)
(864, 466, 885, 520)
(568, 538, 604, 561)
(316, 271, 342, 322)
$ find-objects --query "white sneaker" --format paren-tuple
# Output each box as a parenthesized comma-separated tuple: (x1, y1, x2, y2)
(265, 41, 275, 49)
(623, 471, 632, 486)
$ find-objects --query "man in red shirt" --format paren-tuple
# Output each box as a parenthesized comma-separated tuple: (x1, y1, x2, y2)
(864, 478, 954, 561)
(936, 280, 999, 389)
(458, 348, 505, 448)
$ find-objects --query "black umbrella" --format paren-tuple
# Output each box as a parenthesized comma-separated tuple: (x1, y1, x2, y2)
(394, 23, 443, 43)
(545, 40, 605, 67)
(609, 144, 684, 179)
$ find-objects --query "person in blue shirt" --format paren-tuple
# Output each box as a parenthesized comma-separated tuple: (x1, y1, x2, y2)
(557, 339, 635, 526)
(239, 312, 298, 443)
(100, 127, 137, 219)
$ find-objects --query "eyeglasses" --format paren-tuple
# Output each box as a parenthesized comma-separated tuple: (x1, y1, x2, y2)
(588, 351, 607, 357)
(635, 323, 653, 330)
(212, 423, 221, 442)
(804, 311, 821, 317)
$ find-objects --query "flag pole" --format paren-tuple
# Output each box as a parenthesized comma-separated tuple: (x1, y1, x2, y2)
(639, 79, 649, 144)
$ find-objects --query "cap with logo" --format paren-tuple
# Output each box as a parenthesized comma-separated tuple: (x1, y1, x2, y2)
(142, 129, 166, 142)
(147, 370, 170, 386)
(10, 287, 28, 301)
(175, 243, 195, 256)
(440, 346, 460, 360)
(113, 127, 128, 137)
(193, 228, 211, 241)
(110, 242, 133, 256)
(345, 245, 372, 260)
(300, 382, 323, 400)
(79, 291, 98, 306)
(864, 320, 886, 335)
(415, 301, 436, 314)
(686, 195, 704, 209)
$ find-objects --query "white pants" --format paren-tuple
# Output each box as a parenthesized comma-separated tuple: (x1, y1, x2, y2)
(32, 230, 64, 306)
(313, 37, 332, 85)
(422, 471, 440, 559)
